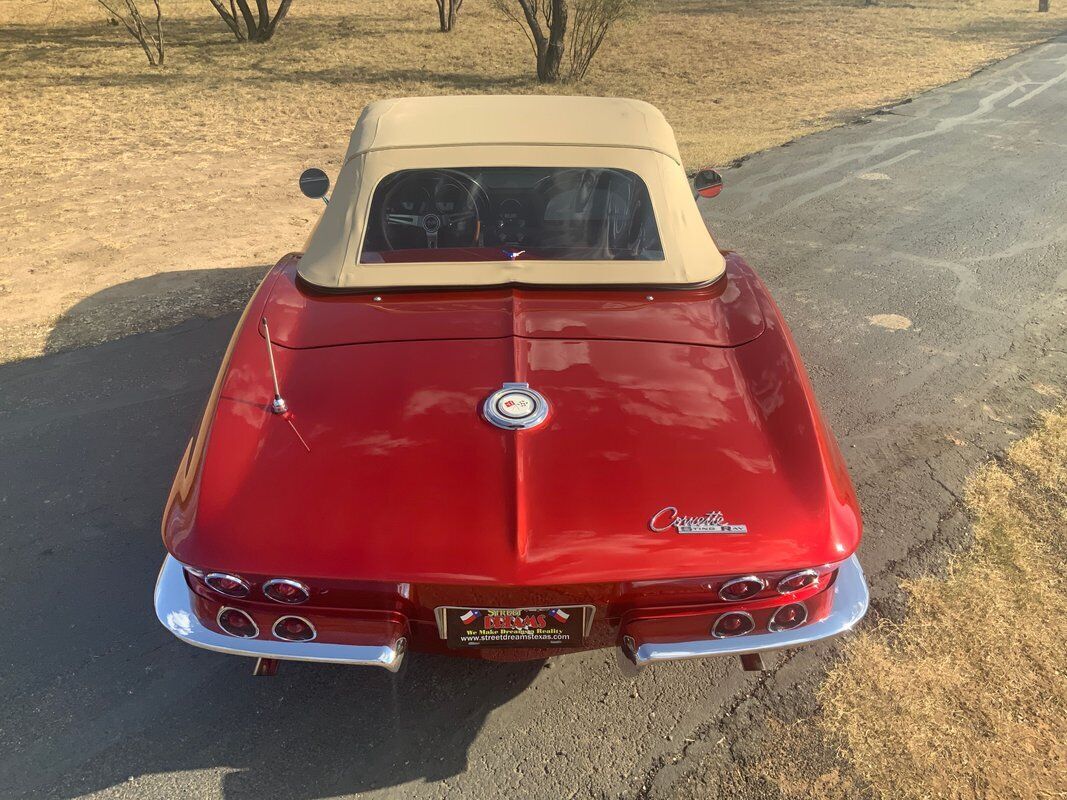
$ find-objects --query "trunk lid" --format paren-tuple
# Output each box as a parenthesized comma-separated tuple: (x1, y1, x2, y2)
(177, 330, 856, 585)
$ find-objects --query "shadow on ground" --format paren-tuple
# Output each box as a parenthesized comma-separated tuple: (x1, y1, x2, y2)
(0, 272, 542, 799)
(0, 14, 534, 91)
(43, 265, 268, 356)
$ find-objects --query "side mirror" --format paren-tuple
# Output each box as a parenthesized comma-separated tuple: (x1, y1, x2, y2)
(299, 167, 330, 203)
(694, 168, 723, 199)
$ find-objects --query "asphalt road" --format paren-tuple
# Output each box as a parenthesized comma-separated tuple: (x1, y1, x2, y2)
(2, 34, 1065, 800)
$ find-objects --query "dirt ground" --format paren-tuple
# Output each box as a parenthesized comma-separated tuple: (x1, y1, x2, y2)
(751, 406, 1067, 800)
(1, 0, 1066, 363)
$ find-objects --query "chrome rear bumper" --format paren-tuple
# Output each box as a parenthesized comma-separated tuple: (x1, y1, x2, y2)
(153, 555, 406, 672)
(622, 554, 869, 670)
(156, 553, 866, 675)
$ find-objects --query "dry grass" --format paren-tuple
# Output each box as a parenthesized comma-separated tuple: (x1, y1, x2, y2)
(1, 0, 1066, 361)
(759, 407, 1067, 800)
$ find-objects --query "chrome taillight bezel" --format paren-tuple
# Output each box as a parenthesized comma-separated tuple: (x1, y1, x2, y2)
(204, 572, 252, 599)
(769, 602, 809, 632)
(711, 611, 755, 638)
(262, 578, 310, 604)
(217, 606, 259, 638)
(272, 615, 317, 642)
(776, 569, 820, 594)
(718, 575, 767, 601)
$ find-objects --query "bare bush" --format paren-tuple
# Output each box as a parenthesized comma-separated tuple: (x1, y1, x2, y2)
(495, 0, 630, 83)
(435, 0, 464, 31)
(96, 0, 164, 66)
(208, 0, 294, 43)
(568, 0, 631, 81)
(1038, 0, 1049, 11)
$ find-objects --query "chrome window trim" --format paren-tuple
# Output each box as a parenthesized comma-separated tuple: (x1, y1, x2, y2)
(204, 572, 251, 599)
(718, 575, 766, 601)
(262, 577, 311, 604)
(216, 606, 259, 638)
(154, 556, 406, 672)
(272, 615, 318, 642)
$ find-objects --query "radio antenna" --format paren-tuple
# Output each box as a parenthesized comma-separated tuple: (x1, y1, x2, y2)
(262, 317, 288, 415)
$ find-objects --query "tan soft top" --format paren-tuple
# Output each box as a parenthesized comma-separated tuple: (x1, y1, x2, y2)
(299, 96, 725, 291)
(345, 95, 684, 164)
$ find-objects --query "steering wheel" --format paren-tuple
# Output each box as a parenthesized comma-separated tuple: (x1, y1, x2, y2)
(380, 171, 483, 250)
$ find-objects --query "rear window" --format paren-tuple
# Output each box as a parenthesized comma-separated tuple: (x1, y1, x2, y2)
(360, 167, 663, 263)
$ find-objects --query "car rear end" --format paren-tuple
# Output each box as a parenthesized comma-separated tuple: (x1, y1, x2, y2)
(158, 552, 865, 673)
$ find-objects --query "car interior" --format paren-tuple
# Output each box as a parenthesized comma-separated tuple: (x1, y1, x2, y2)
(359, 167, 664, 263)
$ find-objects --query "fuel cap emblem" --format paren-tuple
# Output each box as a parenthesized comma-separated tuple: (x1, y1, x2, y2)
(483, 383, 549, 430)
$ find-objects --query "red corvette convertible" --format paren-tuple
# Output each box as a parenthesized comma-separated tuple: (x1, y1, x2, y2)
(154, 96, 868, 675)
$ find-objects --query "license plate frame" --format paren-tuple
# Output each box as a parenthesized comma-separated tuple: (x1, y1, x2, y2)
(435, 605, 596, 649)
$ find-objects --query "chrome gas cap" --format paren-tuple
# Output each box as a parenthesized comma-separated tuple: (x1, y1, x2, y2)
(483, 382, 549, 430)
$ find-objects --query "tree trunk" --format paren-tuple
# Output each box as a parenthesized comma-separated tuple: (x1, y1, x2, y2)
(208, 0, 245, 39)
(537, 0, 567, 82)
(222, 0, 291, 42)
(510, 0, 568, 83)
(153, 0, 164, 64)
(1038, 0, 1049, 11)
(248, 0, 271, 39)
(233, 0, 259, 36)
(209, 0, 289, 42)
(229, 0, 245, 38)
(536, 44, 562, 82)
(436, 0, 463, 32)
(257, 0, 292, 41)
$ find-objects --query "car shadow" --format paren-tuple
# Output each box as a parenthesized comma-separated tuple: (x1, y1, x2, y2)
(42, 265, 269, 356)
(0, 278, 543, 799)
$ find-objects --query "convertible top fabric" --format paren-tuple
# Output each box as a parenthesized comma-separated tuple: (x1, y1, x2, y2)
(344, 95, 684, 164)
(297, 96, 725, 290)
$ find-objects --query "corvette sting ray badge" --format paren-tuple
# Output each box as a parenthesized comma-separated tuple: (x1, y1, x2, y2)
(648, 507, 748, 534)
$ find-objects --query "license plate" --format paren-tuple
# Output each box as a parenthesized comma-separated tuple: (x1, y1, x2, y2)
(439, 606, 592, 648)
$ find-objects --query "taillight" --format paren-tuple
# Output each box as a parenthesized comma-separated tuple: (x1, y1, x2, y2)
(217, 607, 258, 638)
(273, 616, 316, 642)
(769, 603, 808, 631)
(712, 611, 755, 638)
(263, 578, 310, 604)
(719, 576, 766, 601)
(777, 569, 819, 594)
(205, 573, 251, 598)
